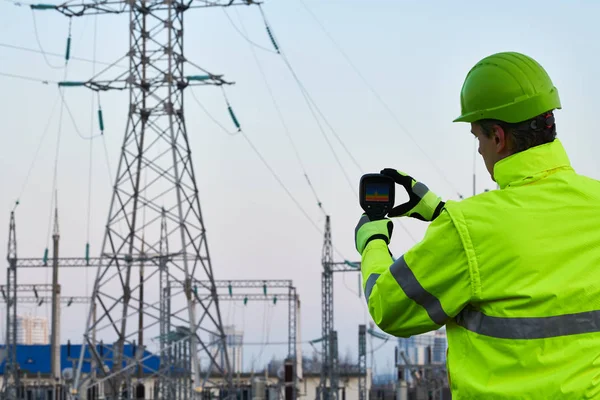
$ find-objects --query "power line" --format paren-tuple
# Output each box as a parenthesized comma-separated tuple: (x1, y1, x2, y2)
(0, 71, 54, 84)
(230, 7, 326, 214)
(85, 14, 100, 298)
(14, 93, 61, 208)
(45, 19, 74, 291)
(221, 4, 417, 244)
(3, 0, 35, 6)
(59, 89, 103, 140)
(0, 42, 127, 68)
(240, 129, 324, 234)
(279, 51, 359, 195)
(188, 89, 240, 136)
(190, 87, 353, 261)
(31, 9, 64, 69)
(295, 0, 464, 199)
(252, 4, 361, 197)
(222, 9, 278, 55)
(256, 4, 418, 243)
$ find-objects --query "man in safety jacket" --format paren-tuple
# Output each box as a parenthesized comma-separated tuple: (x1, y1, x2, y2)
(355, 51, 600, 399)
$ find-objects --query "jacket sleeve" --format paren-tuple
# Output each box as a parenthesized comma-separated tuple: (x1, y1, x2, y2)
(361, 209, 472, 337)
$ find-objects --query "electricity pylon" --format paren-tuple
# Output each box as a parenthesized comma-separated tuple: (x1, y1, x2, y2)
(319, 216, 361, 400)
(3, 212, 19, 400)
(29, 0, 258, 397)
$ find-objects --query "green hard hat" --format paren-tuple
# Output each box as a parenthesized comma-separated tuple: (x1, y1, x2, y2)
(453, 52, 561, 123)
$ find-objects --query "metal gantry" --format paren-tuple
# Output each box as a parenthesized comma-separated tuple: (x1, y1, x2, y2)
(1, 295, 90, 305)
(25, 0, 261, 397)
(319, 215, 361, 400)
(1, 212, 100, 400)
(0, 283, 90, 306)
(190, 279, 299, 398)
(192, 279, 298, 362)
(1, 211, 95, 400)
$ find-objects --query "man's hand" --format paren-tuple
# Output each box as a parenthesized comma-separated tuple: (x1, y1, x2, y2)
(380, 169, 445, 221)
(355, 214, 393, 255)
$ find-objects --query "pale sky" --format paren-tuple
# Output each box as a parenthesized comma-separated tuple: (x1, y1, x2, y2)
(1, 0, 599, 376)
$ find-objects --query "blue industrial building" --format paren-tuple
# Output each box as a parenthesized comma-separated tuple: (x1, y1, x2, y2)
(0, 343, 160, 376)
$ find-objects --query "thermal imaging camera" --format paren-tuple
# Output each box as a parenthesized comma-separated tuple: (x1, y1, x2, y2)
(359, 173, 395, 220)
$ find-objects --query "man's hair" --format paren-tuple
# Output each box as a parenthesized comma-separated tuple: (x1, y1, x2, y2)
(478, 111, 557, 153)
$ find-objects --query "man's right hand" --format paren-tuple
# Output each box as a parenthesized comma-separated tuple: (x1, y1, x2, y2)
(380, 169, 445, 221)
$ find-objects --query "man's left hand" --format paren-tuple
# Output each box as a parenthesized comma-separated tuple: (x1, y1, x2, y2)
(355, 214, 393, 255)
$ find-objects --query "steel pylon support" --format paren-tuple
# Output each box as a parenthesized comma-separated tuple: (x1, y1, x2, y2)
(50, 205, 62, 386)
(288, 285, 298, 400)
(31, 1, 260, 397)
(358, 325, 367, 400)
(3, 211, 19, 399)
(319, 215, 338, 400)
(318, 216, 360, 400)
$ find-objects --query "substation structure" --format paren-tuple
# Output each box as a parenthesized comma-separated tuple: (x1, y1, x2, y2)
(318, 215, 364, 400)
(16, 0, 271, 398)
(190, 280, 300, 399)
(2, 210, 300, 399)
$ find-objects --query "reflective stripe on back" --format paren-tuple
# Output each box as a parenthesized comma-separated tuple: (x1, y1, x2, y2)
(456, 307, 600, 339)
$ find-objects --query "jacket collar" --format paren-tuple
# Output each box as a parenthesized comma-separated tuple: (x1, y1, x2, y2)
(493, 139, 573, 189)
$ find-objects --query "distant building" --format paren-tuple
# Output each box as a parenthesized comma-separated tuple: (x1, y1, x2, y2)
(210, 325, 243, 374)
(0, 345, 370, 400)
(16, 315, 49, 345)
(432, 330, 447, 364)
(398, 329, 447, 366)
(0, 343, 160, 399)
(398, 329, 447, 381)
(372, 373, 396, 385)
(399, 333, 432, 366)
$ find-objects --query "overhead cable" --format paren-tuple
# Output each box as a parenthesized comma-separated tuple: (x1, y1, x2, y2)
(296, 0, 464, 199)
(0, 71, 54, 84)
(191, 87, 352, 261)
(0, 42, 127, 68)
(230, 6, 326, 214)
(255, 5, 417, 243)
(31, 9, 64, 69)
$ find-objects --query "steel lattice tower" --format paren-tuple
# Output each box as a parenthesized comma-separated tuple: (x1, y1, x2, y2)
(358, 325, 367, 400)
(319, 215, 338, 400)
(30, 1, 257, 397)
(3, 212, 19, 400)
(318, 216, 360, 400)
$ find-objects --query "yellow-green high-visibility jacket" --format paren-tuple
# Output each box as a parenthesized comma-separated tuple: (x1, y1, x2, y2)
(362, 139, 600, 399)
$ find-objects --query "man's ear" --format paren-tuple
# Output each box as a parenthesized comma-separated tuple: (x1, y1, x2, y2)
(492, 124, 508, 154)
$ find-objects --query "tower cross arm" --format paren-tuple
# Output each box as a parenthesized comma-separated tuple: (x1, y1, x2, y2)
(34, 0, 260, 17)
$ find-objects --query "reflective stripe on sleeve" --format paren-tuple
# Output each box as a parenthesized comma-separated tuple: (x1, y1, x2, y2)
(364, 273, 380, 304)
(389, 256, 450, 325)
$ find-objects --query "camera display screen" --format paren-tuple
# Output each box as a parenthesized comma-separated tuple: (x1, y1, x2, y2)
(365, 183, 391, 203)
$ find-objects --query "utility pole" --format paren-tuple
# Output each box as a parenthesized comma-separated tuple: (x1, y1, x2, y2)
(51, 202, 62, 398)
(28, 0, 260, 397)
(3, 212, 19, 400)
